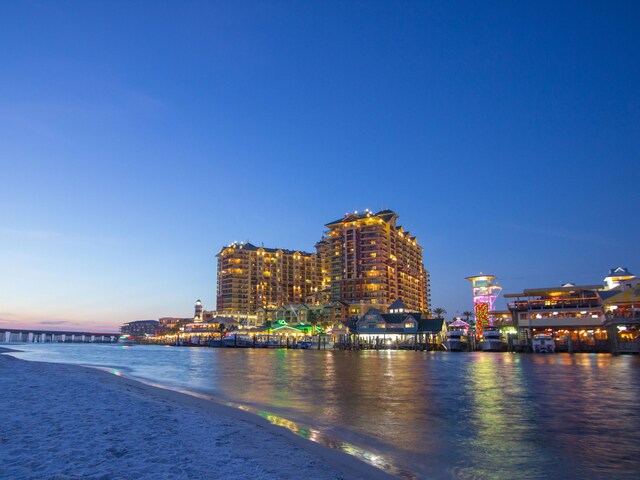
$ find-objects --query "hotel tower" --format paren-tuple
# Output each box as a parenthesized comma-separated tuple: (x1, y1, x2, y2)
(316, 209, 430, 313)
(216, 242, 322, 317)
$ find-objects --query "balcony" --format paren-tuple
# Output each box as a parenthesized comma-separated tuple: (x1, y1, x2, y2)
(509, 298, 601, 311)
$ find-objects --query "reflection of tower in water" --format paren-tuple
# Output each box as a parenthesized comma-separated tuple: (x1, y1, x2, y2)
(465, 274, 502, 334)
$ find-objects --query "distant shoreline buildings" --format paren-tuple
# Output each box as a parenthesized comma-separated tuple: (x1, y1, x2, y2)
(113, 266, 638, 355)
(111, 210, 638, 355)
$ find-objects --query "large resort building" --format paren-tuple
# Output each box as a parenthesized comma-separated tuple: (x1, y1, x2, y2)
(216, 242, 322, 322)
(317, 209, 430, 314)
(215, 209, 431, 323)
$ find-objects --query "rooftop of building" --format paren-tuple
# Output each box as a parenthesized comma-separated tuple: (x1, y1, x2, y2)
(388, 298, 409, 312)
(123, 319, 159, 326)
(325, 208, 399, 227)
(324, 209, 422, 245)
(599, 289, 623, 301)
(465, 273, 497, 282)
(602, 285, 640, 304)
(217, 241, 315, 256)
(606, 266, 635, 278)
(504, 284, 604, 298)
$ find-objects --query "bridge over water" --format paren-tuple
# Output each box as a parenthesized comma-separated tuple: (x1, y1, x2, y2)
(1, 328, 120, 343)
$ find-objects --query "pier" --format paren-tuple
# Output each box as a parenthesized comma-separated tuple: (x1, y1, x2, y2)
(0, 328, 119, 344)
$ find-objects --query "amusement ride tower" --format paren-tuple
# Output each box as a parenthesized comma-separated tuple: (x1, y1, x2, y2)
(465, 274, 502, 335)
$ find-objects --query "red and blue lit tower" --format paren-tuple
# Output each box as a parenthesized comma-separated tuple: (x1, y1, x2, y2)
(465, 274, 502, 335)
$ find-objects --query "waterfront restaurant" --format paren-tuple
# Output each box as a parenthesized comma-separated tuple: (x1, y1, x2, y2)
(505, 284, 608, 351)
(352, 307, 446, 348)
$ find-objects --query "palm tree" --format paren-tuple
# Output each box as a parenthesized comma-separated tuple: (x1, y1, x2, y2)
(307, 310, 319, 335)
(433, 307, 447, 319)
(462, 311, 474, 324)
(318, 311, 331, 333)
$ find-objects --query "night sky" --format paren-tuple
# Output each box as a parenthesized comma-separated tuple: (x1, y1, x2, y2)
(1, 1, 638, 330)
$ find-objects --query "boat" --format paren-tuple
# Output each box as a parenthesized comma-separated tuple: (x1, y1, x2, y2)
(223, 333, 254, 348)
(444, 330, 468, 351)
(532, 334, 555, 353)
(257, 337, 281, 348)
(479, 326, 507, 352)
(118, 335, 136, 345)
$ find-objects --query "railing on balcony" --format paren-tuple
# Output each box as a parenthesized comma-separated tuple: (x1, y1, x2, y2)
(509, 298, 602, 311)
(605, 311, 640, 321)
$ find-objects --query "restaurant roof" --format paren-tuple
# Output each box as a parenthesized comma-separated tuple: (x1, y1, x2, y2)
(504, 284, 603, 298)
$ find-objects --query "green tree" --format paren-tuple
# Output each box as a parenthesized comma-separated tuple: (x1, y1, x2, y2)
(462, 311, 474, 324)
(307, 310, 319, 335)
(318, 311, 331, 332)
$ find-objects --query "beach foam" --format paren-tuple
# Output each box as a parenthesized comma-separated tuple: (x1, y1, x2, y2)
(0, 352, 391, 479)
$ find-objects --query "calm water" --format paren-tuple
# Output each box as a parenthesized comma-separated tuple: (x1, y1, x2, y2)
(8, 344, 640, 479)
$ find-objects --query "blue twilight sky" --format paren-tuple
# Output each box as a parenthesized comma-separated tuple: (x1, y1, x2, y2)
(1, 1, 638, 331)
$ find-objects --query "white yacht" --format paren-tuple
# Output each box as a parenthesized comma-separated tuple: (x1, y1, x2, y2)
(479, 326, 507, 352)
(223, 333, 254, 348)
(532, 334, 555, 353)
(445, 330, 468, 351)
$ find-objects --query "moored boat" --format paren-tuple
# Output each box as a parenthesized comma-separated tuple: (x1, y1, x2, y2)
(257, 337, 281, 348)
(223, 333, 254, 348)
(445, 330, 468, 351)
(479, 326, 507, 352)
(532, 333, 555, 353)
(118, 335, 136, 345)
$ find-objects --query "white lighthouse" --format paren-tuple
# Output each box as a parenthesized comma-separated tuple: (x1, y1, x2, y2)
(194, 299, 203, 323)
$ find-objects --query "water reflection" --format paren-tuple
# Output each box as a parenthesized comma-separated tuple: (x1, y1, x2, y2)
(460, 355, 544, 480)
(8, 345, 640, 480)
(254, 410, 413, 477)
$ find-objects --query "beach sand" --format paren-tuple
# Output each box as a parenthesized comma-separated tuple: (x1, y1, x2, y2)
(0, 348, 392, 480)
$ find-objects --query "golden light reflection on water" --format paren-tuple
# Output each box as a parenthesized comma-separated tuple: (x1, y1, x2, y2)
(461, 354, 538, 479)
(183, 349, 424, 477)
(254, 409, 413, 477)
(127, 375, 416, 477)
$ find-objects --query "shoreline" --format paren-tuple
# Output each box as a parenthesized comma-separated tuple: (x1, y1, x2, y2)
(0, 350, 394, 480)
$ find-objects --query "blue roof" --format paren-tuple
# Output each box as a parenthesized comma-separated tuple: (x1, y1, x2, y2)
(607, 266, 634, 277)
(388, 298, 408, 311)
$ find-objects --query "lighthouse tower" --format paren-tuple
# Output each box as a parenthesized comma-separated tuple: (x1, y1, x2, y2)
(194, 299, 203, 323)
(465, 274, 502, 335)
